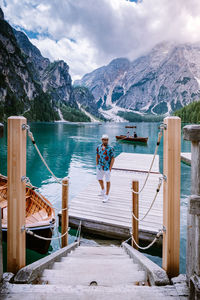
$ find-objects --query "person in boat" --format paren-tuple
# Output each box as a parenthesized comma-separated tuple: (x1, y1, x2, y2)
(96, 134, 115, 203)
(126, 131, 130, 137)
(133, 131, 138, 138)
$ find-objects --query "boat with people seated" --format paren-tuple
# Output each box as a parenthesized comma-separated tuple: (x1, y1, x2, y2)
(116, 135, 148, 143)
(116, 125, 148, 144)
(0, 174, 55, 254)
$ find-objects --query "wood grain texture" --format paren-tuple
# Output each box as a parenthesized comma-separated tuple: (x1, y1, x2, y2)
(62, 177, 68, 247)
(7, 117, 26, 273)
(132, 181, 139, 249)
(162, 117, 181, 278)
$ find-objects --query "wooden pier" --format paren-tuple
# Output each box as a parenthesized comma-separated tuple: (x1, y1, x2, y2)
(66, 153, 163, 243)
(1, 116, 192, 299)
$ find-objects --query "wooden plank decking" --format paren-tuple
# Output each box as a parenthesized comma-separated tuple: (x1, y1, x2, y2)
(67, 153, 163, 244)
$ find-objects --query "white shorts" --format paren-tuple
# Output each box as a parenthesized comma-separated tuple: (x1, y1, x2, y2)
(96, 167, 111, 182)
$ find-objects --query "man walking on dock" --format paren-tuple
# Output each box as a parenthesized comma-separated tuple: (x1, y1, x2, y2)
(96, 134, 115, 202)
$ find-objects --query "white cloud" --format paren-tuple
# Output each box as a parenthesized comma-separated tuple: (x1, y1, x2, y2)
(31, 37, 99, 81)
(1, 0, 200, 80)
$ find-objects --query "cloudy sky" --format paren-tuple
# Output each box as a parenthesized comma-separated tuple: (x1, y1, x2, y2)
(1, 0, 200, 80)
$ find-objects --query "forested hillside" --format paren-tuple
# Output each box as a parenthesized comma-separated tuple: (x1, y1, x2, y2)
(174, 100, 200, 123)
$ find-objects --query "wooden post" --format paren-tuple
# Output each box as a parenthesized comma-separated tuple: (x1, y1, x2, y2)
(61, 177, 68, 247)
(7, 117, 26, 273)
(162, 116, 181, 278)
(183, 125, 200, 298)
(0, 208, 3, 282)
(132, 180, 139, 250)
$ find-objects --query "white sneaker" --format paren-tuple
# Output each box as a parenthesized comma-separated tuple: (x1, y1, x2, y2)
(103, 195, 109, 203)
(98, 189, 105, 197)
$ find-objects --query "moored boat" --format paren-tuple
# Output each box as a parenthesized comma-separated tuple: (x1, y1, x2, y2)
(0, 174, 55, 254)
(116, 135, 148, 143)
(125, 125, 137, 129)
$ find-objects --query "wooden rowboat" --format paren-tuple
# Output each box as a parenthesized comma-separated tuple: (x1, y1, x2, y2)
(0, 174, 55, 254)
(116, 135, 148, 143)
(125, 125, 137, 128)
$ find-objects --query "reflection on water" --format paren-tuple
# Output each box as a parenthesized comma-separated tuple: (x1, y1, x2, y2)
(0, 122, 191, 273)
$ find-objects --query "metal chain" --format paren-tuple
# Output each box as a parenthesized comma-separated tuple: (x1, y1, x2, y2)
(132, 127, 164, 195)
(24, 125, 68, 187)
(131, 229, 163, 250)
(131, 176, 163, 222)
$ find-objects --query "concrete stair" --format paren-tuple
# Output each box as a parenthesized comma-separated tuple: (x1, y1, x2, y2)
(41, 246, 147, 286)
(1, 245, 184, 299)
(1, 284, 180, 300)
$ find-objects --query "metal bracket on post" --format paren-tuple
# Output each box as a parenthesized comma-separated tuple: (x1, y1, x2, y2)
(163, 175, 167, 182)
(22, 124, 26, 131)
(160, 123, 167, 131)
(21, 226, 26, 233)
(21, 176, 26, 182)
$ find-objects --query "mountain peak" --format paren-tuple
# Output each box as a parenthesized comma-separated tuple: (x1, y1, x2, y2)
(109, 57, 130, 66)
(76, 41, 200, 119)
(108, 57, 130, 71)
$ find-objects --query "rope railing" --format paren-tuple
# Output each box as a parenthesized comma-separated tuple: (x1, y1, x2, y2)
(25, 227, 69, 241)
(23, 125, 68, 187)
(131, 228, 163, 250)
(121, 228, 164, 250)
(131, 176, 164, 222)
(132, 125, 164, 195)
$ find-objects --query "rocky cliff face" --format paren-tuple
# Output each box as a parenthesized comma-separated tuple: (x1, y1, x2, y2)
(0, 8, 88, 122)
(41, 60, 74, 105)
(75, 42, 200, 119)
(14, 29, 74, 106)
(14, 29, 49, 81)
(75, 58, 130, 110)
(73, 86, 104, 120)
(0, 12, 43, 120)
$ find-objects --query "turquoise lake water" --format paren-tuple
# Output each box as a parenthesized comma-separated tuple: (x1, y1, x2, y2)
(0, 122, 191, 273)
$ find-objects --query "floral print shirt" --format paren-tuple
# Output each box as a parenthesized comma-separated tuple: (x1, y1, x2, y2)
(96, 144, 114, 171)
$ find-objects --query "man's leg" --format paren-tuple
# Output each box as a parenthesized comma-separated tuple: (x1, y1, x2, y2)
(106, 181, 110, 195)
(103, 172, 110, 202)
(105, 170, 111, 196)
(96, 168, 105, 196)
(98, 180, 104, 190)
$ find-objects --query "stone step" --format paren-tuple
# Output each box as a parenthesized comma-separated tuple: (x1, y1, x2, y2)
(52, 261, 140, 273)
(73, 246, 125, 255)
(41, 269, 146, 286)
(61, 256, 132, 262)
(67, 253, 129, 259)
(1, 284, 180, 300)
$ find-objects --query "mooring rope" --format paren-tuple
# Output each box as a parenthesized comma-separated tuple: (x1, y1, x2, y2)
(131, 176, 163, 222)
(132, 125, 164, 195)
(24, 177, 69, 212)
(25, 227, 69, 241)
(26, 220, 81, 242)
(130, 228, 163, 250)
(24, 125, 68, 187)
